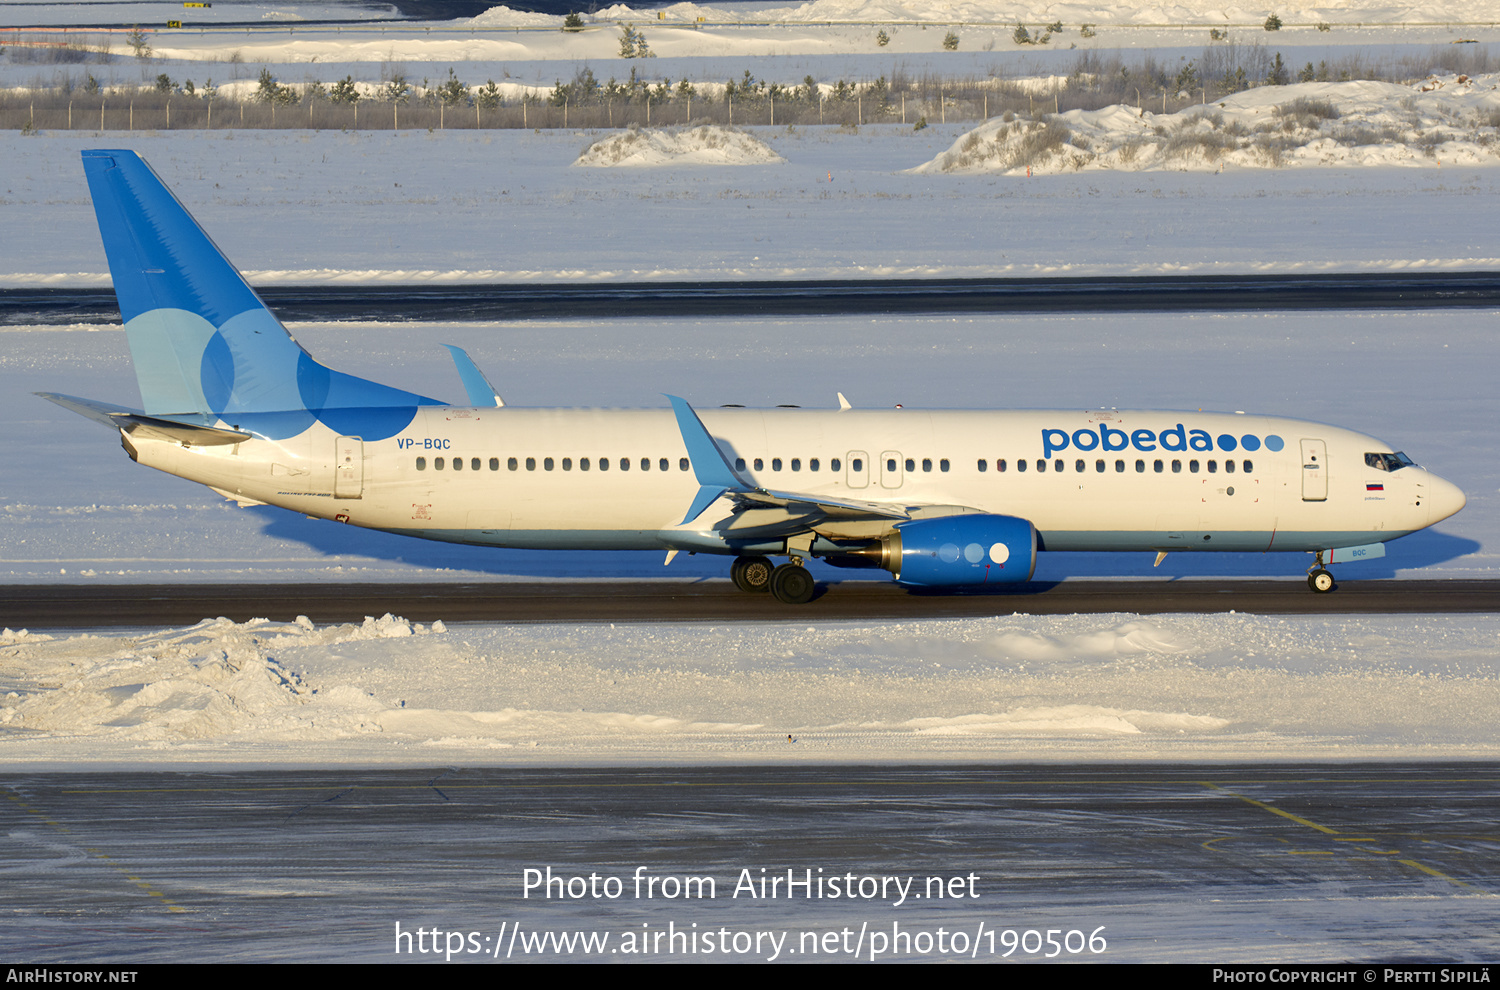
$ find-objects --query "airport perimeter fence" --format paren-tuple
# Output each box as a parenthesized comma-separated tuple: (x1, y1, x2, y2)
(1, 85, 1226, 134)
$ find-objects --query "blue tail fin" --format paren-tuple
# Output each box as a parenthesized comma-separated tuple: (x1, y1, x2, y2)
(81, 150, 442, 440)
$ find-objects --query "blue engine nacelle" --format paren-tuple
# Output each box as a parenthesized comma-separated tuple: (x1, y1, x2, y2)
(861, 514, 1037, 587)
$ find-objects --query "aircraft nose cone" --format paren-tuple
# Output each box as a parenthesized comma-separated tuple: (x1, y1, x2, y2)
(1426, 474, 1466, 526)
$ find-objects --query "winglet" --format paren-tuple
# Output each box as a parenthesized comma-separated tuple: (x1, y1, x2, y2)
(665, 395, 751, 525)
(442, 345, 504, 407)
(837, 392, 851, 411)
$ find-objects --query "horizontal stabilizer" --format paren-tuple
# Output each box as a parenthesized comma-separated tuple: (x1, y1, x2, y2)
(38, 392, 250, 446)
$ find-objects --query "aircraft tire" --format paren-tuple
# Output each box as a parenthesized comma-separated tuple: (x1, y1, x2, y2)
(770, 563, 815, 604)
(732, 555, 774, 593)
(1308, 568, 1336, 593)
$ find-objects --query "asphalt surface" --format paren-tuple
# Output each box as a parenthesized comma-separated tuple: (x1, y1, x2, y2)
(4, 579, 1498, 628)
(8, 272, 1500, 325)
(2, 764, 1494, 962)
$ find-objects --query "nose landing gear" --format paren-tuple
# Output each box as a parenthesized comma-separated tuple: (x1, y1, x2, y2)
(1307, 551, 1336, 593)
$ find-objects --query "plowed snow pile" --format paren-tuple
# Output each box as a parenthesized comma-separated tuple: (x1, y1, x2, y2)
(575, 126, 786, 167)
(913, 73, 1500, 174)
(4, 612, 1499, 765)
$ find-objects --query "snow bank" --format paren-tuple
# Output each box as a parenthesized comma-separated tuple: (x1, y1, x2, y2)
(914, 74, 1500, 173)
(575, 125, 788, 166)
(4, 612, 1498, 766)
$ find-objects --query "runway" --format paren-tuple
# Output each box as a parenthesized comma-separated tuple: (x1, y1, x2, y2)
(7, 272, 1500, 325)
(2, 764, 1494, 962)
(3, 579, 1498, 628)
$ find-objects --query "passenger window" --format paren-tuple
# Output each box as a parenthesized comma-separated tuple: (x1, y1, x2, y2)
(922, 458, 932, 472)
(581, 457, 590, 471)
(851, 458, 861, 472)
(1208, 460, 1218, 474)
(1054, 459, 1063, 473)
(754, 458, 764, 471)
(888, 458, 898, 473)
(1036, 459, 1046, 473)
(791, 458, 801, 471)
(435, 457, 445, 470)
(641, 457, 651, 471)
(1095, 459, 1105, 473)
(940, 459, 949, 473)
(996, 459, 1006, 472)
(1075, 459, 1085, 473)
(472, 458, 481, 471)
(544, 457, 554, 471)
(1225, 460, 1236, 474)
(1115, 460, 1125, 473)
(416, 457, 426, 470)
(735, 458, 745, 471)
(904, 458, 914, 472)
(1135, 459, 1145, 473)
(659, 458, 669, 471)
(680, 458, 690, 471)
(599, 457, 609, 472)
(561, 457, 571, 471)
(1189, 459, 1199, 473)
(811, 458, 820, 471)
(1018, 459, 1028, 473)
(526, 457, 536, 471)
(1154, 459, 1163, 473)
(620, 458, 629, 471)
(1243, 459, 1253, 473)
(831, 458, 841, 471)
(978, 459, 988, 472)
(773, 458, 783, 471)
(1172, 459, 1181, 474)
(489, 457, 499, 471)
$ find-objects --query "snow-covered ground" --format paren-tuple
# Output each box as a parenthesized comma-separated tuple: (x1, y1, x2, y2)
(5, 611, 1500, 767)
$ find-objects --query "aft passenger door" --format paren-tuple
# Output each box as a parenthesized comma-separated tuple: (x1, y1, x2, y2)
(1300, 439, 1327, 502)
(335, 436, 364, 499)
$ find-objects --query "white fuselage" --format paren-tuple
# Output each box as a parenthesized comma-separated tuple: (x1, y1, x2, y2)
(124, 407, 1465, 558)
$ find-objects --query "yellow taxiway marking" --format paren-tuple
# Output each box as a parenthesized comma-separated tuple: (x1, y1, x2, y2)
(1199, 781, 1475, 891)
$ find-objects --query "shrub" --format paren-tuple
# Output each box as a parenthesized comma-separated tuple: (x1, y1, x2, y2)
(618, 23, 651, 58)
(437, 67, 468, 107)
(876, 29, 889, 46)
(913, 116, 928, 130)
(330, 76, 359, 104)
(1264, 14, 1282, 31)
(1080, 24, 1096, 38)
(1209, 27, 1228, 41)
(563, 12, 584, 31)
(943, 31, 959, 51)
(127, 26, 152, 59)
(1013, 24, 1032, 45)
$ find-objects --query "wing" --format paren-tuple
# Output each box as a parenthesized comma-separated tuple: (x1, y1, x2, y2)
(665, 395, 975, 535)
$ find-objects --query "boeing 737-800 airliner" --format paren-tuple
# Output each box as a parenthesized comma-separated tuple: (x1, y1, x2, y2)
(41, 151, 1466, 603)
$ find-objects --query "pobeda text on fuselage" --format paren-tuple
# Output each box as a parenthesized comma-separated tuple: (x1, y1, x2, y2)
(41, 151, 1466, 604)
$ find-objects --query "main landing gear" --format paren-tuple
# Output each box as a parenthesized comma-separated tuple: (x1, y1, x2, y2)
(1307, 551, 1336, 593)
(730, 555, 773, 594)
(730, 554, 815, 604)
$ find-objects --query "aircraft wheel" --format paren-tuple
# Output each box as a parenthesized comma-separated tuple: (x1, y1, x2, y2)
(770, 563, 815, 604)
(731, 555, 774, 593)
(1308, 568, 1335, 593)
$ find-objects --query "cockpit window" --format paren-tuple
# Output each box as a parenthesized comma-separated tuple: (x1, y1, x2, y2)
(1365, 452, 1416, 472)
